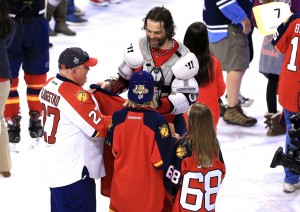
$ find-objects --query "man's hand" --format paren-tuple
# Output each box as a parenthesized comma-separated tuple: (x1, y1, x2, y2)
(100, 81, 111, 89)
(88, 81, 111, 93)
(241, 17, 251, 35)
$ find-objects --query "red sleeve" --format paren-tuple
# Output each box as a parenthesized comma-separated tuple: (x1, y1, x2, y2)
(90, 87, 127, 197)
(156, 97, 173, 114)
(212, 56, 226, 98)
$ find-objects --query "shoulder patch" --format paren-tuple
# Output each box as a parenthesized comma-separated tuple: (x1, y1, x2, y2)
(159, 124, 169, 138)
(108, 119, 113, 131)
(176, 145, 187, 159)
(76, 90, 88, 103)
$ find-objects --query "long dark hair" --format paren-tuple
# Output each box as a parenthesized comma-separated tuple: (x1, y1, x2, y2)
(184, 22, 214, 86)
(0, 0, 11, 38)
(142, 6, 176, 40)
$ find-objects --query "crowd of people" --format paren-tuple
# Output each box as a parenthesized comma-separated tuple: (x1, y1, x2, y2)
(1, 0, 300, 211)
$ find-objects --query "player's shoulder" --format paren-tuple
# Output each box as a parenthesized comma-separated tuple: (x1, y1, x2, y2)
(142, 110, 169, 128)
(175, 138, 193, 160)
(44, 77, 55, 86)
(146, 110, 168, 123)
(112, 108, 131, 125)
(58, 82, 92, 104)
(282, 13, 300, 33)
(113, 108, 128, 118)
(288, 13, 300, 23)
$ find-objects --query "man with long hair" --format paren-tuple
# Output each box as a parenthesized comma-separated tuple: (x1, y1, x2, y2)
(99, 6, 199, 136)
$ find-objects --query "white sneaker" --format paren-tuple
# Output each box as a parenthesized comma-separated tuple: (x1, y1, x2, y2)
(74, 6, 85, 16)
(225, 94, 254, 107)
(283, 182, 300, 193)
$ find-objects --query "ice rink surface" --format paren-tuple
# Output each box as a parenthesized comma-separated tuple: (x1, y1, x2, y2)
(1, 0, 300, 211)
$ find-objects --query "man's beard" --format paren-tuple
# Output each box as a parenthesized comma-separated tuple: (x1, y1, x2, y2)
(147, 34, 168, 49)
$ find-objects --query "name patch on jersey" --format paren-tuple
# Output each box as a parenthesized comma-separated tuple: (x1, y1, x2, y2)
(76, 90, 88, 103)
(159, 124, 169, 138)
(128, 115, 142, 120)
(40, 88, 61, 106)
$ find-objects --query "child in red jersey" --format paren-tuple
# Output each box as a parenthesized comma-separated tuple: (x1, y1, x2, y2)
(272, 13, 300, 192)
(107, 71, 175, 212)
(164, 103, 226, 212)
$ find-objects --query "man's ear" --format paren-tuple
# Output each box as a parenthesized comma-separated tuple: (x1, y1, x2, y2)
(70, 67, 77, 77)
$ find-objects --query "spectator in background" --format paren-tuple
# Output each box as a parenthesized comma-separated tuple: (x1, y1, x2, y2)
(46, 0, 76, 36)
(203, 0, 257, 127)
(183, 22, 226, 128)
(66, 0, 87, 25)
(252, 0, 300, 136)
(0, 0, 15, 177)
(5, 0, 49, 152)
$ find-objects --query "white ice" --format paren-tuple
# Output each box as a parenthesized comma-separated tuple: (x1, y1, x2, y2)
(1, 0, 299, 211)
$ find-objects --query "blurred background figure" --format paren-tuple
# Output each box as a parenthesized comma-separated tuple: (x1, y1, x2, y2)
(0, 0, 15, 177)
(46, 0, 76, 36)
(203, 0, 257, 127)
(90, 0, 122, 7)
(5, 0, 49, 151)
(252, 0, 300, 136)
(66, 0, 88, 25)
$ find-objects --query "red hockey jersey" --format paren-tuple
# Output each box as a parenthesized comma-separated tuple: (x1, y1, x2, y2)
(107, 107, 175, 212)
(164, 139, 226, 212)
(272, 13, 300, 112)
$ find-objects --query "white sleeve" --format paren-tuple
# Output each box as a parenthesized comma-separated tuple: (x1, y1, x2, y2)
(168, 77, 199, 114)
(123, 39, 144, 68)
(171, 52, 199, 80)
(118, 40, 144, 80)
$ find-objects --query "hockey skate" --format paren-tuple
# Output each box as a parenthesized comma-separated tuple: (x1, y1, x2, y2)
(28, 111, 44, 148)
(7, 115, 22, 153)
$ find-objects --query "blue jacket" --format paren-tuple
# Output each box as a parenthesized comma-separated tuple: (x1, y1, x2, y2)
(203, 0, 253, 42)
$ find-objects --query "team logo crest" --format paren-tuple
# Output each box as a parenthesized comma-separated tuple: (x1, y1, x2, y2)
(73, 57, 80, 65)
(176, 145, 187, 159)
(76, 90, 88, 103)
(189, 94, 197, 103)
(132, 85, 148, 99)
(159, 124, 169, 138)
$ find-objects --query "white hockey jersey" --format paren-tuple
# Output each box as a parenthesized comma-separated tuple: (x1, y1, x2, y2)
(39, 74, 111, 188)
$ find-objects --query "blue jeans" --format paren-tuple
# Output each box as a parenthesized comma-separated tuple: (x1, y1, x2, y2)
(283, 109, 300, 184)
(67, 0, 75, 15)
